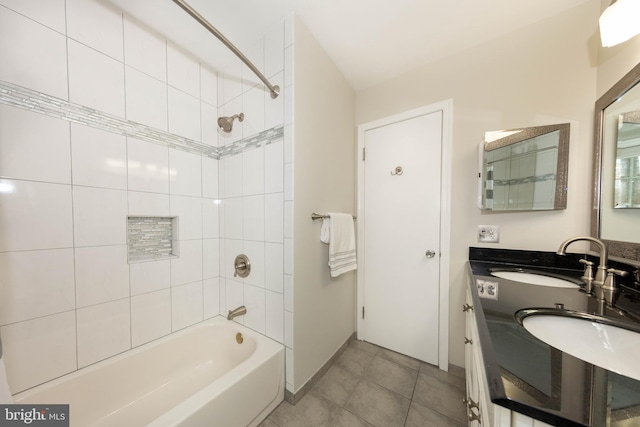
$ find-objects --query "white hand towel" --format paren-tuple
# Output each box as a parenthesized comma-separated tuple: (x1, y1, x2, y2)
(324, 213, 357, 277)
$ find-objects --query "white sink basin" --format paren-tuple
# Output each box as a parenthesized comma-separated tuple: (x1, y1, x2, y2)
(491, 271, 580, 288)
(517, 309, 640, 381)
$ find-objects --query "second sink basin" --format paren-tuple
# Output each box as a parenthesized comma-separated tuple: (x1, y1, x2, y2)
(490, 269, 581, 288)
(516, 308, 640, 381)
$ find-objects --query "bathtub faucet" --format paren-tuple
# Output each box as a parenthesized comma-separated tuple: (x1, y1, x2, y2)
(227, 305, 247, 320)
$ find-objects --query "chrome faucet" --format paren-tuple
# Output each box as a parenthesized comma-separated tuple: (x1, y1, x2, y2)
(227, 305, 247, 320)
(557, 236, 609, 302)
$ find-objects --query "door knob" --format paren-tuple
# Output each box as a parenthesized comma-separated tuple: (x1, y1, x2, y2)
(425, 250, 436, 258)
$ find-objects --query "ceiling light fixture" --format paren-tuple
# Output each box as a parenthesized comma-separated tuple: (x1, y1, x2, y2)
(599, 0, 640, 47)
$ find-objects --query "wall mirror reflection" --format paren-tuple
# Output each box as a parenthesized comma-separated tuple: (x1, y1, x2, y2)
(597, 69, 640, 249)
(479, 123, 570, 211)
(613, 111, 640, 208)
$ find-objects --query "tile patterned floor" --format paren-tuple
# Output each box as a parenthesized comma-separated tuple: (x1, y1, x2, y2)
(259, 340, 467, 427)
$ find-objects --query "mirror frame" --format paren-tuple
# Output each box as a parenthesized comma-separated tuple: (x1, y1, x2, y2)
(592, 61, 640, 261)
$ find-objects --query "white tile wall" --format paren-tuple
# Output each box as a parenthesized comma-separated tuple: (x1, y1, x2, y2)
(201, 102, 219, 146)
(244, 284, 266, 334)
(0, 4, 290, 395)
(127, 138, 170, 194)
(168, 43, 200, 98)
(169, 149, 202, 197)
(202, 199, 220, 239)
(265, 243, 284, 293)
(0, 179, 73, 252)
(168, 87, 201, 142)
(71, 123, 128, 190)
(125, 67, 168, 131)
(170, 240, 203, 287)
(223, 197, 243, 239)
(172, 281, 203, 331)
(0, 0, 66, 33)
(222, 154, 243, 198)
(266, 193, 285, 243)
(131, 289, 171, 347)
(75, 245, 129, 308)
(72, 186, 128, 247)
(170, 195, 203, 240)
(266, 290, 284, 343)
(243, 195, 265, 241)
(202, 157, 219, 198)
(0, 249, 75, 325)
(128, 192, 171, 217)
(243, 147, 265, 195)
(77, 299, 131, 368)
(0, 6, 68, 99)
(243, 85, 266, 137)
(203, 278, 221, 319)
(0, 104, 71, 184)
(203, 239, 220, 279)
(68, 40, 125, 118)
(201, 66, 218, 107)
(66, 0, 124, 61)
(265, 22, 285, 79)
(222, 61, 243, 105)
(123, 16, 167, 82)
(1, 312, 77, 393)
(130, 259, 171, 296)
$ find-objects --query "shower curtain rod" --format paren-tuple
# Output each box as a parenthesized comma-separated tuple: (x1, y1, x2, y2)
(171, 0, 280, 99)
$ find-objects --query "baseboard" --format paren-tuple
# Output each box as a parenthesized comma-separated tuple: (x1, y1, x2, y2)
(284, 332, 356, 405)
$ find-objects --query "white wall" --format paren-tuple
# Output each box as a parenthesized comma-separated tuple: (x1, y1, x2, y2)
(290, 17, 357, 393)
(0, 0, 290, 395)
(356, 1, 600, 367)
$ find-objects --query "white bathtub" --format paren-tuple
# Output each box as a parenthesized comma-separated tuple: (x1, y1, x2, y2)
(13, 317, 285, 427)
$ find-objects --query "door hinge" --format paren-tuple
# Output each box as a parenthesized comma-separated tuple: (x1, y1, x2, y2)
(362, 306, 365, 319)
(362, 147, 366, 161)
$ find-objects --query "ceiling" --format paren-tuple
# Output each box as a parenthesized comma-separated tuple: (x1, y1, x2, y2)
(108, 0, 595, 91)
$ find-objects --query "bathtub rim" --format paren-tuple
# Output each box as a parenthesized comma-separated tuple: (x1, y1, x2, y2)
(13, 316, 284, 402)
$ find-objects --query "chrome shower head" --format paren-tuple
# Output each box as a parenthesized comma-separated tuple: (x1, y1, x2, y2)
(217, 113, 244, 133)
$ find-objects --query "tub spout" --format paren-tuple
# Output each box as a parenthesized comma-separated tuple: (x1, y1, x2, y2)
(227, 305, 247, 320)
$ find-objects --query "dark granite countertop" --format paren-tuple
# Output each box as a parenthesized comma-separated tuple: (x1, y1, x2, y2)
(467, 247, 640, 427)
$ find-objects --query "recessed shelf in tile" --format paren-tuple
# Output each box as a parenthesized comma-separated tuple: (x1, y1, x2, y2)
(127, 216, 178, 262)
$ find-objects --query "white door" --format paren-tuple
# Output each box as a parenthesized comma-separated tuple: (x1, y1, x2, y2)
(359, 109, 443, 364)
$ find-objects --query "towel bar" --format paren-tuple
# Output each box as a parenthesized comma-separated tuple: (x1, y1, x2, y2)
(311, 213, 357, 221)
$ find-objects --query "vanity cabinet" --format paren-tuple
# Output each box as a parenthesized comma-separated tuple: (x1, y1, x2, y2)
(464, 286, 552, 427)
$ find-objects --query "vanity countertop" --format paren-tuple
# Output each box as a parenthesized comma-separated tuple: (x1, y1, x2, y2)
(467, 247, 640, 427)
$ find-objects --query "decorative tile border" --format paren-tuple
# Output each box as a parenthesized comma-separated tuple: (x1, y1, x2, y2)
(0, 80, 284, 160)
(218, 125, 284, 159)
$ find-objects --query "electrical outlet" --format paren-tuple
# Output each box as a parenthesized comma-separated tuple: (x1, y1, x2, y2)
(478, 225, 500, 243)
(476, 279, 499, 300)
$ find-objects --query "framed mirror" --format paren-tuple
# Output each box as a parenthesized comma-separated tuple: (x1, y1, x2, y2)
(479, 123, 570, 211)
(593, 62, 640, 260)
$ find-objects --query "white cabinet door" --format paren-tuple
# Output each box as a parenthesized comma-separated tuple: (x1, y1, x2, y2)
(465, 283, 554, 427)
(464, 287, 483, 426)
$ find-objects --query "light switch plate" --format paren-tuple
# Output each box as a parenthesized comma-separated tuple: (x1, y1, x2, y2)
(478, 225, 499, 243)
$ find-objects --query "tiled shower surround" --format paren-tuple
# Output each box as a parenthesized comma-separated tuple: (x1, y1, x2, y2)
(0, 0, 294, 395)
